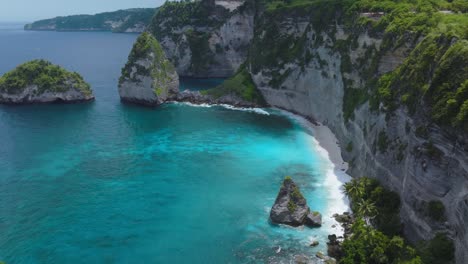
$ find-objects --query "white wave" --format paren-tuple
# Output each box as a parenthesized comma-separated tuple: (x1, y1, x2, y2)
(172, 101, 270, 115)
(171, 101, 213, 108)
(218, 104, 270, 115)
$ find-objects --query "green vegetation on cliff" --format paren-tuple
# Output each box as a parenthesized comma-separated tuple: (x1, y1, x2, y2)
(25, 8, 155, 32)
(377, 34, 468, 132)
(341, 219, 422, 264)
(203, 65, 266, 105)
(119, 32, 177, 94)
(342, 178, 455, 264)
(251, 0, 467, 132)
(0, 60, 91, 95)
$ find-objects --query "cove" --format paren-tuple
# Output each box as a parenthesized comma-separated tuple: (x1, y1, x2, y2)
(0, 23, 349, 263)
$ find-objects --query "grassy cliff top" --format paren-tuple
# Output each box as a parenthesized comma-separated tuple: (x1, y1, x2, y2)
(0, 60, 92, 95)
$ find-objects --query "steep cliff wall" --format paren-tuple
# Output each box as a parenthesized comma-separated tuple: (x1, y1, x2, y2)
(244, 2, 467, 263)
(148, 0, 255, 77)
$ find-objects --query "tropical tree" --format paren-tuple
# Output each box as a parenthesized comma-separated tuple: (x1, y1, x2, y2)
(357, 199, 377, 224)
(343, 178, 364, 200)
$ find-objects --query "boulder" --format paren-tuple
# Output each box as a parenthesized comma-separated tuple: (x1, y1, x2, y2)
(305, 211, 322, 227)
(294, 254, 312, 264)
(309, 240, 319, 247)
(327, 234, 343, 259)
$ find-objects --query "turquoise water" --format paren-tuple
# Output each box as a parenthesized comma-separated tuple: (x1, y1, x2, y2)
(0, 24, 346, 263)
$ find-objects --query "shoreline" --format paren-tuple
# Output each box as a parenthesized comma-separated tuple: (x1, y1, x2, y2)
(274, 108, 349, 174)
(274, 108, 352, 237)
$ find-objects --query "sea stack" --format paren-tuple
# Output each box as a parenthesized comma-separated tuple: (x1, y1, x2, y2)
(118, 32, 179, 106)
(270, 176, 322, 227)
(0, 60, 94, 104)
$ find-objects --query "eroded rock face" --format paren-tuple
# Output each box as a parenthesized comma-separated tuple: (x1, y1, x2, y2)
(149, 0, 254, 77)
(119, 32, 179, 106)
(0, 84, 94, 104)
(270, 177, 322, 227)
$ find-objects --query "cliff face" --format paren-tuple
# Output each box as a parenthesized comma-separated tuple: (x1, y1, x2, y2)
(24, 8, 155, 33)
(245, 5, 467, 264)
(148, 0, 255, 77)
(119, 33, 179, 106)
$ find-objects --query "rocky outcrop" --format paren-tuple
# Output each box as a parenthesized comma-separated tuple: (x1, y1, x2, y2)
(148, 0, 254, 77)
(270, 177, 322, 227)
(0, 60, 94, 104)
(119, 32, 179, 106)
(24, 8, 155, 33)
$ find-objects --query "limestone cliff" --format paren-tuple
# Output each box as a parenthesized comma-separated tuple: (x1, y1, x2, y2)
(0, 60, 94, 104)
(119, 32, 179, 106)
(148, 0, 255, 77)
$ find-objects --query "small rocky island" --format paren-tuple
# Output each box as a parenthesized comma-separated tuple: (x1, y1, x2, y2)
(0, 60, 94, 104)
(118, 32, 179, 106)
(270, 176, 322, 227)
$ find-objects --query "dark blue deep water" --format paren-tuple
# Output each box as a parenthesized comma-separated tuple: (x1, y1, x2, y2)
(0, 24, 347, 263)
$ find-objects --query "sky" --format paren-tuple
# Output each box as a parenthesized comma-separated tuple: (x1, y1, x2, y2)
(0, 0, 165, 22)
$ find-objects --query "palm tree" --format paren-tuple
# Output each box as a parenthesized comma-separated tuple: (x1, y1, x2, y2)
(343, 179, 364, 200)
(357, 199, 377, 225)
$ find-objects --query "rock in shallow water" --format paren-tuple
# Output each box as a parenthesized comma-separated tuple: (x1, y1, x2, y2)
(305, 211, 322, 227)
(270, 176, 322, 227)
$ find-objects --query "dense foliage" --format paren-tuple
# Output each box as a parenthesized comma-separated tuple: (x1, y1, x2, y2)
(344, 177, 402, 236)
(426, 200, 446, 222)
(341, 219, 422, 264)
(0, 60, 91, 95)
(417, 233, 455, 264)
(25, 8, 155, 32)
(342, 178, 455, 264)
(203, 65, 266, 105)
(377, 35, 468, 131)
